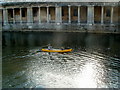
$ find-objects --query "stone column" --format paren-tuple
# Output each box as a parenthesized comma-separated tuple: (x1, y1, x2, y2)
(55, 6, 62, 24)
(68, 5, 71, 23)
(38, 6, 41, 24)
(0, 9, 2, 30)
(27, 7, 33, 25)
(101, 6, 104, 24)
(20, 8, 22, 24)
(59, 7, 62, 23)
(78, 6, 80, 23)
(31, 7, 33, 24)
(13, 8, 15, 24)
(87, 5, 94, 25)
(47, 6, 49, 23)
(111, 6, 114, 24)
(3, 8, 8, 25)
(55, 6, 59, 23)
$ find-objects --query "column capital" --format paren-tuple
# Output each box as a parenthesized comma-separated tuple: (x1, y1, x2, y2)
(55, 5, 59, 8)
(68, 5, 71, 7)
(87, 5, 91, 7)
(3, 8, 7, 10)
(111, 5, 115, 7)
(87, 5, 94, 7)
(27, 7, 31, 9)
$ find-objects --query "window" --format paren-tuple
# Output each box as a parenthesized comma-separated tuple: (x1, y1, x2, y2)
(10, 13, 13, 18)
(62, 9, 64, 16)
(33, 9, 37, 17)
(8, 9, 13, 18)
(73, 8, 78, 16)
(106, 9, 110, 17)
(22, 9, 26, 17)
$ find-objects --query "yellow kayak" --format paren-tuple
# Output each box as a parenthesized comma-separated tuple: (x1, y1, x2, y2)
(41, 48, 73, 53)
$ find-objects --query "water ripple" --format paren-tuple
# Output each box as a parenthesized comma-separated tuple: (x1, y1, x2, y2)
(2, 49, 120, 88)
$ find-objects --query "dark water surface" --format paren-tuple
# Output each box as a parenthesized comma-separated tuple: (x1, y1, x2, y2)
(2, 32, 120, 88)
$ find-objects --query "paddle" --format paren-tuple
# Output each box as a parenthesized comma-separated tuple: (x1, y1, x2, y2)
(31, 44, 51, 55)
(30, 48, 42, 55)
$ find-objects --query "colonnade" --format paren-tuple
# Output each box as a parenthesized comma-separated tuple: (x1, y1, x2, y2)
(2, 5, 114, 25)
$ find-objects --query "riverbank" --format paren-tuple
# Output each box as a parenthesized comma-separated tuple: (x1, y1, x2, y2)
(2, 29, 120, 34)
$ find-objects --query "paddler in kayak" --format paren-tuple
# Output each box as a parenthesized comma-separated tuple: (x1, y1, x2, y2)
(48, 44, 52, 50)
(48, 44, 52, 55)
(41, 44, 72, 53)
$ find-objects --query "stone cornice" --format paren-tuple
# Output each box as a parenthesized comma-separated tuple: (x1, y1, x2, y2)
(1, 2, 119, 7)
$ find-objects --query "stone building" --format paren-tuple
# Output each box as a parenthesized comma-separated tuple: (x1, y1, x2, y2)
(0, 0, 120, 31)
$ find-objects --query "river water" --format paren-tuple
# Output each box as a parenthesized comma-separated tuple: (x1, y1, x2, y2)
(2, 32, 120, 88)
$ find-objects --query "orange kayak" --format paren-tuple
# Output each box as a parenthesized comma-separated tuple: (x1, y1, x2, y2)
(41, 48, 73, 53)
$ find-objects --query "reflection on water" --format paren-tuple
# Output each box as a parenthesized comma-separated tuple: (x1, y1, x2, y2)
(2, 32, 120, 88)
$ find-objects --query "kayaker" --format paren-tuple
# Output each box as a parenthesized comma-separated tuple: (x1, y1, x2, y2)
(61, 47, 64, 50)
(48, 44, 52, 55)
(48, 44, 52, 50)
